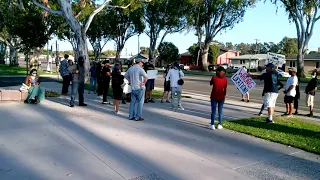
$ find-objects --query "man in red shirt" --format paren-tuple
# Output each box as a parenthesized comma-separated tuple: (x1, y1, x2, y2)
(209, 66, 228, 130)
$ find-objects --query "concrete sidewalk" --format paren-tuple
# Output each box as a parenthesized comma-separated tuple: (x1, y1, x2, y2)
(0, 82, 319, 180)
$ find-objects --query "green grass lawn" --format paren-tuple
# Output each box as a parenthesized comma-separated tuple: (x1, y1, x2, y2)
(0, 64, 58, 76)
(223, 117, 320, 154)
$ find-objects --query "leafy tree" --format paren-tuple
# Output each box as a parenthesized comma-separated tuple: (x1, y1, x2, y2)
(87, 9, 110, 61)
(208, 44, 220, 64)
(143, 0, 188, 62)
(102, 50, 117, 56)
(225, 42, 234, 50)
(278, 36, 298, 58)
(235, 43, 255, 54)
(34, 0, 151, 80)
(309, 50, 320, 54)
(105, 0, 145, 60)
(271, 0, 320, 77)
(187, 0, 255, 71)
(158, 42, 179, 64)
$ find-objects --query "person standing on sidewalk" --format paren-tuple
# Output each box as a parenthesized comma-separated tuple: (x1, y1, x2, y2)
(294, 77, 301, 115)
(68, 56, 87, 107)
(161, 64, 171, 103)
(305, 71, 318, 117)
(144, 61, 156, 103)
(96, 62, 103, 99)
(259, 63, 283, 123)
(101, 61, 112, 104)
(166, 62, 185, 110)
(208, 66, 228, 130)
(112, 65, 124, 114)
(241, 66, 250, 102)
(124, 59, 148, 121)
(88, 62, 97, 94)
(60, 54, 70, 95)
(283, 68, 298, 117)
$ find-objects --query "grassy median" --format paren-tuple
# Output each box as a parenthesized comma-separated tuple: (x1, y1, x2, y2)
(223, 117, 320, 154)
(0, 64, 58, 76)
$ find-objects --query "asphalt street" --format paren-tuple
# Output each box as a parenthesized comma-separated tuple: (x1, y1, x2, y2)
(154, 74, 319, 114)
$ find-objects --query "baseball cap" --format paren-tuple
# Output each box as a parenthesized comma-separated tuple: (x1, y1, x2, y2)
(266, 63, 274, 68)
(289, 67, 297, 72)
(135, 58, 143, 63)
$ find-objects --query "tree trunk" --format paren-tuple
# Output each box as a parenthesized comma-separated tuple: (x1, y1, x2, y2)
(201, 42, 210, 71)
(149, 38, 157, 63)
(9, 46, 16, 66)
(297, 47, 305, 78)
(74, 30, 90, 81)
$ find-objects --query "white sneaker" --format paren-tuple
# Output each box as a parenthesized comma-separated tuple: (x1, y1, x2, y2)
(208, 125, 215, 130)
(217, 124, 223, 130)
(178, 105, 184, 110)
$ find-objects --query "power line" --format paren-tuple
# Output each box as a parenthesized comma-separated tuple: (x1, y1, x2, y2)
(254, 39, 260, 54)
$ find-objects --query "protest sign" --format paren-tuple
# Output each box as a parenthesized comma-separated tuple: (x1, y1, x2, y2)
(231, 68, 256, 95)
(147, 70, 158, 79)
(266, 52, 286, 67)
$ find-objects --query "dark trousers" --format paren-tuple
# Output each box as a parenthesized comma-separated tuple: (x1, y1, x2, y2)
(97, 78, 103, 96)
(70, 82, 84, 105)
(102, 80, 110, 102)
(62, 75, 70, 94)
(294, 97, 299, 110)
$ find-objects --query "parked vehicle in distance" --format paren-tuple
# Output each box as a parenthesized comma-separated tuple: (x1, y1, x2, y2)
(260, 69, 290, 77)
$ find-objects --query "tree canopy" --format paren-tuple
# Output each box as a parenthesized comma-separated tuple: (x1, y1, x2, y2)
(158, 42, 179, 64)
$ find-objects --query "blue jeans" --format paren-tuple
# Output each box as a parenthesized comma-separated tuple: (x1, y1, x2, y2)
(129, 88, 145, 119)
(70, 82, 85, 106)
(89, 77, 97, 92)
(211, 100, 224, 125)
(171, 87, 182, 108)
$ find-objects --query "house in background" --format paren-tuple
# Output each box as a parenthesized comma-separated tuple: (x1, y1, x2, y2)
(180, 49, 239, 67)
(286, 53, 320, 73)
(229, 54, 268, 70)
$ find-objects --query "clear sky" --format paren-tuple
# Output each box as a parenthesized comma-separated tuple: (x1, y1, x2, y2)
(47, 1, 320, 55)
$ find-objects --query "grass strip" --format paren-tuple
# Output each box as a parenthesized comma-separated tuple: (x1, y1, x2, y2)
(223, 116, 320, 154)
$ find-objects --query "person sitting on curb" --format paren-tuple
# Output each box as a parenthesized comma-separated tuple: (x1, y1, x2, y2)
(305, 71, 318, 117)
(208, 66, 228, 130)
(24, 69, 45, 104)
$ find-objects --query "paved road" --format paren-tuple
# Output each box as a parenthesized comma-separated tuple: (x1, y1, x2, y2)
(154, 75, 320, 114)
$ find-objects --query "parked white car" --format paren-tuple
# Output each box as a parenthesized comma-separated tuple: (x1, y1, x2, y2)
(179, 64, 190, 71)
(261, 69, 291, 78)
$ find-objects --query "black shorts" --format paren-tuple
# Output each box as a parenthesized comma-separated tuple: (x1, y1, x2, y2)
(164, 80, 170, 92)
(284, 95, 294, 104)
(146, 79, 155, 91)
(112, 87, 123, 100)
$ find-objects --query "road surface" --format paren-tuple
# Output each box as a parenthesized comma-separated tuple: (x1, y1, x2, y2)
(155, 74, 319, 114)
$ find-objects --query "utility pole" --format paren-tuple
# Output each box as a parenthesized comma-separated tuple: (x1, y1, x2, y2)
(254, 39, 260, 54)
(138, 34, 140, 55)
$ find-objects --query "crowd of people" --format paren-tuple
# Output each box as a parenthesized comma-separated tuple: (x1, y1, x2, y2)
(23, 54, 318, 128)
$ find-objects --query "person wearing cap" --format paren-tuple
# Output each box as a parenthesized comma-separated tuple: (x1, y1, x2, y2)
(124, 58, 148, 121)
(305, 71, 318, 117)
(101, 60, 112, 104)
(259, 63, 283, 123)
(283, 67, 298, 117)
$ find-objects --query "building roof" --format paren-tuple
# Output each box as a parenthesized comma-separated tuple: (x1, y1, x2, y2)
(131, 54, 148, 59)
(180, 52, 192, 56)
(229, 54, 267, 60)
(287, 54, 320, 61)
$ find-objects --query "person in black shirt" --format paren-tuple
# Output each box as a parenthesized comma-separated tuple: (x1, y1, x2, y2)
(96, 62, 103, 98)
(112, 65, 124, 114)
(101, 61, 112, 104)
(161, 64, 171, 103)
(144, 61, 156, 103)
(259, 63, 284, 123)
(294, 77, 300, 115)
(305, 71, 318, 117)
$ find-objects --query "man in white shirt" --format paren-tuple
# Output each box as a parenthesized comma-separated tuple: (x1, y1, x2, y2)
(166, 62, 185, 110)
(124, 59, 148, 121)
(283, 68, 298, 117)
